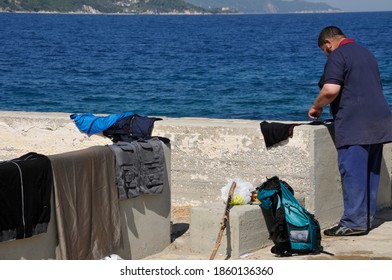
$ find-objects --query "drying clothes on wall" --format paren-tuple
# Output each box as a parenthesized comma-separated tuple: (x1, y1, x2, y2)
(109, 137, 166, 200)
(70, 112, 133, 135)
(260, 119, 333, 148)
(0, 153, 52, 243)
(49, 146, 121, 260)
(260, 121, 300, 148)
(103, 114, 163, 142)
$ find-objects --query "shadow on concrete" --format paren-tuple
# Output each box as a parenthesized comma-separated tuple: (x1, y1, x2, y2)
(171, 223, 189, 242)
(372, 207, 392, 229)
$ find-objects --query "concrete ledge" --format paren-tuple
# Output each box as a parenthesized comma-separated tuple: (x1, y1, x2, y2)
(190, 204, 271, 258)
(0, 111, 391, 231)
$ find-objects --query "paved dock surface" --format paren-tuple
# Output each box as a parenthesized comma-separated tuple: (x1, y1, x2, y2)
(144, 207, 392, 260)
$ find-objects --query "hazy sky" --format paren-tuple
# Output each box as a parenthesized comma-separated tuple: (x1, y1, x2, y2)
(305, 0, 392, 12)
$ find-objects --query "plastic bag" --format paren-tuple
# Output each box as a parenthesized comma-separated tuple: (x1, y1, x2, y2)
(221, 178, 255, 205)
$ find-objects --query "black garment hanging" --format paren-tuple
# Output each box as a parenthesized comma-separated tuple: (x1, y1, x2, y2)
(260, 119, 333, 148)
(0, 153, 53, 242)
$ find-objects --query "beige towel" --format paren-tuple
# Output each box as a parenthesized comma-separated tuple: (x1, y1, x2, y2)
(49, 146, 121, 260)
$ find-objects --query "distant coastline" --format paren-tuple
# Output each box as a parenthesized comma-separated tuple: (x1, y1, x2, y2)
(0, 10, 349, 15)
(3, 10, 391, 15)
(0, 0, 341, 15)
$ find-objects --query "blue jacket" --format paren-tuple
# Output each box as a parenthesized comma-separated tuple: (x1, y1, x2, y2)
(70, 112, 133, 135)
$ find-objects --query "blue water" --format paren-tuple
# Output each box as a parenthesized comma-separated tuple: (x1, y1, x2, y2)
(1, 12, 391, 121)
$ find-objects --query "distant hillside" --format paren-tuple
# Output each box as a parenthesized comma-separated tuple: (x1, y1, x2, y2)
(0, 0, 341, 14)
(184, 0, 341, 13)
(0, 0, 212, 14)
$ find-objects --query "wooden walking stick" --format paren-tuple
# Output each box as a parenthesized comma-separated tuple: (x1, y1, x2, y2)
(209, 181, 237, 260)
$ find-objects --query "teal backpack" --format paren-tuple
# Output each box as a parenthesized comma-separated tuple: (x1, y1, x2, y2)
(257, 176, 322, 256)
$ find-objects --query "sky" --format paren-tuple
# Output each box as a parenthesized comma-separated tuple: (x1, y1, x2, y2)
(304, 0, 392, 12)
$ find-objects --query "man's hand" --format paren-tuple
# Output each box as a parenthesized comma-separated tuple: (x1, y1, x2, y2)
(308, 106, 323, 119)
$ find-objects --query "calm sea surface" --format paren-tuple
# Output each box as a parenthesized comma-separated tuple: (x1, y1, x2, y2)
(0, 12, 391, 121)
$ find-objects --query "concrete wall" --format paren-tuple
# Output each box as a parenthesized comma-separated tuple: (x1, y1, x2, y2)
(0, 111, 391, 231)
(153, 117, 392, 228)
(153, 117, 313, 207)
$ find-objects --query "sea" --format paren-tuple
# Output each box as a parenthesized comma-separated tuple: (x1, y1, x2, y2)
(0, 11, 391, 121)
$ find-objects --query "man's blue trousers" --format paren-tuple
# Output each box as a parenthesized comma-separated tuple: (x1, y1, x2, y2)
(337, 144, 383, 230)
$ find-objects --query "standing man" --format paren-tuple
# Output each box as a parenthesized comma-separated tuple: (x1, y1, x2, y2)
(308, 26, 392, 236)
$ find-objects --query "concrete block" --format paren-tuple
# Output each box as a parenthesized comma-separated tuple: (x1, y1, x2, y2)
(190, 204, 272, 258)
(310, 125, 343, 229)
(377, 143, 392, 209)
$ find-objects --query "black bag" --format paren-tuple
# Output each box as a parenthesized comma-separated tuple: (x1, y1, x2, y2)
(103, 114, 162, 142)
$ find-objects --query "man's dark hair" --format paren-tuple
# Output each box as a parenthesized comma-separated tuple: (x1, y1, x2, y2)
(318, 26, 346, 47)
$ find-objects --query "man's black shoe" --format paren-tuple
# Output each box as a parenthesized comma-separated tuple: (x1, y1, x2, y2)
(323, 225, 368, 236)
